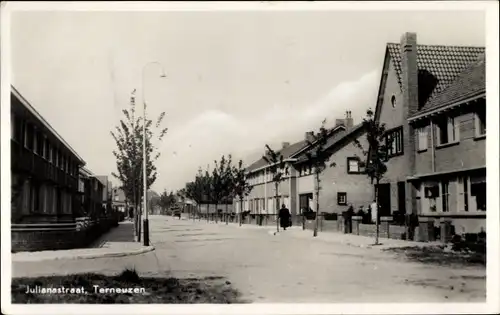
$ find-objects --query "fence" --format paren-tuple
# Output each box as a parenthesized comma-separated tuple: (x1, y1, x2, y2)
(192, 211, 484, 244)
(11, 213, 120, 252)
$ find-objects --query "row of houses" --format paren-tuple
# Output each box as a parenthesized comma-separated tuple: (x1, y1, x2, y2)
(10, 86, 113, 224)
(237, 32, 486, 240)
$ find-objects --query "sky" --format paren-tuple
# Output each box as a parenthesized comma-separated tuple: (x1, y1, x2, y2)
(10, 8, 486, 192)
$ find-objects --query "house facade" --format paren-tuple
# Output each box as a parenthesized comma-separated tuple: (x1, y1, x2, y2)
(79, 168, 106, 218)
(241, 125, 347, 220)
(11, 86, 86, 223)
(373, 32, 485, 239)
(112, 187, 128, 213)
(293, 114, 374, 216)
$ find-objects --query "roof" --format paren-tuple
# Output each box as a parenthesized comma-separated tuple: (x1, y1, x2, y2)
(79, 167, 94, 177)
(246, 140, 308, 173)
(245, 124, 348, 173)
(386, 43, 485, 109)
(294, 123, 365, 164)
(11, 85, 86, 164)
(414, 53, 485, 116)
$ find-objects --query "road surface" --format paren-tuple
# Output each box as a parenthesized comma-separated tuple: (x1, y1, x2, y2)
(12, 215, 486, 303)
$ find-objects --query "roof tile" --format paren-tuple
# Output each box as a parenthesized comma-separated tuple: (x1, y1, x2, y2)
(417, 53, 485, 114)
(386, 43, 485, 109)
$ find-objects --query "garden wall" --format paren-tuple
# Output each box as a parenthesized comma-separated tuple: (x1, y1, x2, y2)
(11, 216, 119, 252)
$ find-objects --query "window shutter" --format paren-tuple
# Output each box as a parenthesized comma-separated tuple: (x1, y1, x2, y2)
(457, 177, 464, 212)
(454, 117, 460, 141)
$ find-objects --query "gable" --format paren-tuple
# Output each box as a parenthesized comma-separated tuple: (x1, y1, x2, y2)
(294, 124, 366, 164)
(376, 53, 405, 131)
(245, 139, 308, 173)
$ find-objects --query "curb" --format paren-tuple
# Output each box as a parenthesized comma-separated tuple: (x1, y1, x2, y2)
(13, 246, 155, 262)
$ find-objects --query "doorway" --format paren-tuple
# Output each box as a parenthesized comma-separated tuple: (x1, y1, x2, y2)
(397, 182, 406, 214)
(376, 183, 391, 217)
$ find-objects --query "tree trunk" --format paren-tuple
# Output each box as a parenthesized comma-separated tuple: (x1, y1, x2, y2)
(275, 182, 279, 233)
(313, 173, 320, 237)
(215, 202, 219, 223)
(375, 179, 380, 245)
(225, 202, 229, 225)
(239, 198, 243, 226)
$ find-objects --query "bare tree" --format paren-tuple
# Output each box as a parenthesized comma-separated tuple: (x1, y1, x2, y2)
(352, 108, 391, 245)
(111, 89, 167, 240)
(304, 119, 338, 237)
(232, 160, 253, 226)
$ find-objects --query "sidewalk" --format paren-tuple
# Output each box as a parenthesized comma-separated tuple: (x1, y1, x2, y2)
(12, 221, 154, 262)
(207, 220, 441, 250)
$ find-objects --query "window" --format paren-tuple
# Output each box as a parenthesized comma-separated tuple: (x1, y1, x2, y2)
(441, 180, 449, 212)
(470, 178, 486, 211)
(347, 157, 362, 174)
(385, 127, 403, 157)
(43, 138, 49, 159)
(337, 192, 347, 205)
(475, 108, 486, 136)
(417, 127, 428, 151)
(55, 149, 59, 167)
(48, 144, 53, 163)
(437, 116, 459, 145)
(24, 123, 34, 150)
(391, 95, 396, 108)
(36, 131, 44, 156)
(33, 130, 38, 154)
(11, 114, 22, 141)
(458, 176, 469, 212)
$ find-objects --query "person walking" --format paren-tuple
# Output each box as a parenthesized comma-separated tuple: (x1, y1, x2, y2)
(278, 204, 291, 231)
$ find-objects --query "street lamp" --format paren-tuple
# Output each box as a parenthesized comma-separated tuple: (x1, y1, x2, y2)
(142, 61, 166, 247)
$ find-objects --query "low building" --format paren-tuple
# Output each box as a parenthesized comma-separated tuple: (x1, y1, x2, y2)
(79, 168, 106, 218)
(111, 187, 128, 213)
(241, 124, 346, 220)
(292, 112, 374, 216)
(11, 86, 85, 223)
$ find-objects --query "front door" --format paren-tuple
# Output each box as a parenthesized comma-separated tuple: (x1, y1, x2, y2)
(397, 181, 406, 214)
(376, 183, 391, 217)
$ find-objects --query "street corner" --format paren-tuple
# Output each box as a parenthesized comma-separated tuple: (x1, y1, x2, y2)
(12, 245, 156, 263)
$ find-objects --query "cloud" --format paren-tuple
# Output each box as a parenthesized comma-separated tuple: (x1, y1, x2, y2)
(156, 69, 380, 190)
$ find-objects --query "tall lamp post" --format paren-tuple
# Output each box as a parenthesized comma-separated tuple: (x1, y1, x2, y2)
(142, 61, 166, 247)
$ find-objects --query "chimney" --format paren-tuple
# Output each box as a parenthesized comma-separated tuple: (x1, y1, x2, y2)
(304, 131, 315, 143)
(281, 142, 290, 149)
(400, 32, 419, 116)
(345, 110, 354, 128)
(400, 32, 418, 214)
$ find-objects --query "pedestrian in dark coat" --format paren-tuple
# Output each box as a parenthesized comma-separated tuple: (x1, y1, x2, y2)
(278, 204, 291, 230)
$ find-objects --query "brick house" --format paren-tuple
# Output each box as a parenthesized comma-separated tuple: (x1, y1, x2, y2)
(111, 187, 128, 213)
(292, 112, 374, 216)
(372, 32, 485, 240)
(11, 86, 85, 224)
(78, 168, 106, 218)
(242, 125, 346, 221)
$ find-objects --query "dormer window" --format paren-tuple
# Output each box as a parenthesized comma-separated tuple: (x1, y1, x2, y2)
(391, 95, 397, 108)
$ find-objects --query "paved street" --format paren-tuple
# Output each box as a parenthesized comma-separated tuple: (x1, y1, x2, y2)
(13, 215, 485, 303)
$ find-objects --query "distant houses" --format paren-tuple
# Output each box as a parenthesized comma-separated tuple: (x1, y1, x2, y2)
(240, 112, 374, 223)
(239, 32, 486, 242)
